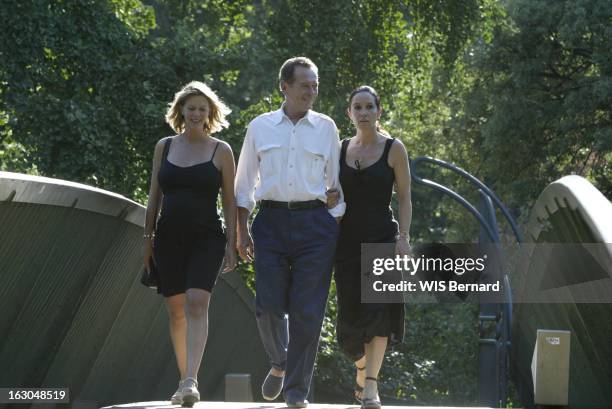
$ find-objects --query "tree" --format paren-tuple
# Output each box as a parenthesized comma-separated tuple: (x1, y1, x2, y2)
(452, 0, 612, 214)
(0, 0, 163, 196)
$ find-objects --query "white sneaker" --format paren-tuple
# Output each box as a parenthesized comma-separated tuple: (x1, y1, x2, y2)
(171, 380, 185, 405)
(181, 377, 200, 408)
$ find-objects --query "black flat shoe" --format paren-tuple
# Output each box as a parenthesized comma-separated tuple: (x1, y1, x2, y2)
(262, 370, 284, 401)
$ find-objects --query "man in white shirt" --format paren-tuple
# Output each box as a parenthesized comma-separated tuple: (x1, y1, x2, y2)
(235, 57, 345, 408)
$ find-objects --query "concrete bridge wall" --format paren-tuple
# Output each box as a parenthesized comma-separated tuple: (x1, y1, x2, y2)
(0, 172, 267, 408)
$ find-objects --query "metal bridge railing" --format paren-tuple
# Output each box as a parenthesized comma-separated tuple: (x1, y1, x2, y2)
(410, 156, 522, 408)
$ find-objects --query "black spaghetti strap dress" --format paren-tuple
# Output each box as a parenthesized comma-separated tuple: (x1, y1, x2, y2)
(334, 137, 405, 361)
(153, 137, 227, 297)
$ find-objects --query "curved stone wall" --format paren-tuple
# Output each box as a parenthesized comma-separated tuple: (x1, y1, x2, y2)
(0, 172, 267, 407)
(511, 176, 612, 408)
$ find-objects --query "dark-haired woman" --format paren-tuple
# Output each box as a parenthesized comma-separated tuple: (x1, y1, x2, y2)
(332, 85, 412, 409)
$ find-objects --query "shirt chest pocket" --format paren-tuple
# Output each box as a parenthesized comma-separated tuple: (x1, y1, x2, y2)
(303, 144, 327, 184)
(257, 143, 283, 179)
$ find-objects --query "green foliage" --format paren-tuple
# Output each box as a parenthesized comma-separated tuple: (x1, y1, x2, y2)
(0, 0, 163, 195)
(450, 0, 612, 214)
(110, 0, 156, 37)
(0, 110, 33, 173)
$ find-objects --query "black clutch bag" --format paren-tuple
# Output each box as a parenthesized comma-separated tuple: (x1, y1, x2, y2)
(140, 259, 159, 289)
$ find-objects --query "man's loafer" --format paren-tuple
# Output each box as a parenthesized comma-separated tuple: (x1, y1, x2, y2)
(286, 399, 308, 408)
(262, 372, 284, 401)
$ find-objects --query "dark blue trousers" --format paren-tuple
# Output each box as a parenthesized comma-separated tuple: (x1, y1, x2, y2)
(252, 205, 338, 402)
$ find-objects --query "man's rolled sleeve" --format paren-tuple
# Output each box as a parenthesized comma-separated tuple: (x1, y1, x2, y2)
(235, 122, 258, 214)
(326, 124, 346, 218)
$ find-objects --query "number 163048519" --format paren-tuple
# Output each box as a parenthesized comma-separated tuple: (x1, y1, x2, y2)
(1, 388, 69, 403)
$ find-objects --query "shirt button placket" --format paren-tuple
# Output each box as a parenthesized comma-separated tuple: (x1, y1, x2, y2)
(288, 126, 296, 196)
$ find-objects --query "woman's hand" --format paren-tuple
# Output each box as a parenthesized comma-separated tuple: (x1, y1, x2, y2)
(143, 238, 154, 271)
(222, 244, 238, 273)
(237, 226, 255, 262)
(326, 188, 340, 209)
(395, 238, 411, 257)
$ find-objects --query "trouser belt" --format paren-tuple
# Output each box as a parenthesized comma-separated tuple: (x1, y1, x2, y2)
(260, 200, 325, 210)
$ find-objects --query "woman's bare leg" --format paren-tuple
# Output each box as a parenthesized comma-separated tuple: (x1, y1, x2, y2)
(184, 288, 212, 379)
(355, 355, 367, 400)
(363, 336, 388, 400)
(165, 293, 187, 379)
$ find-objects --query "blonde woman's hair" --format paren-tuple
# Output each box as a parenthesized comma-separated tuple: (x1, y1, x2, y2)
(165, 81, 231, 134)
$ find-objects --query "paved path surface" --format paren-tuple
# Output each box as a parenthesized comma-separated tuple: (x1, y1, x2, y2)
(101, 401, 494, 409)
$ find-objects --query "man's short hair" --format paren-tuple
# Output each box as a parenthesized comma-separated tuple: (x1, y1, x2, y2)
(278, 57, 318, 86)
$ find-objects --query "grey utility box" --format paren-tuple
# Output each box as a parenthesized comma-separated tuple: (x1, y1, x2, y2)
(225, 373, 253, 402)
(531, 329, 571, 405)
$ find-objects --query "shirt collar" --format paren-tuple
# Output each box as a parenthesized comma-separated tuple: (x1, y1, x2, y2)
(273, 104, 317, 127)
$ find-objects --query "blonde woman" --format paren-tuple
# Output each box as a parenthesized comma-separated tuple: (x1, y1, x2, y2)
(143, 81, 237, 407)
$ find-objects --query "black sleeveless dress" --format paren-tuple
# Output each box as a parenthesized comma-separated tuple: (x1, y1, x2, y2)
(334, 137, 405, 361)
(153, 137, 227, 297)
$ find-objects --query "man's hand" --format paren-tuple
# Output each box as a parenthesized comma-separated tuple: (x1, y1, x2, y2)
(326, 188, 340, 208)
(237, 207, 255, 262)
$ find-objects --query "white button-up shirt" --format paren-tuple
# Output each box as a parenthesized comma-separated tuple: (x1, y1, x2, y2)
(235, 107, 346, 217)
